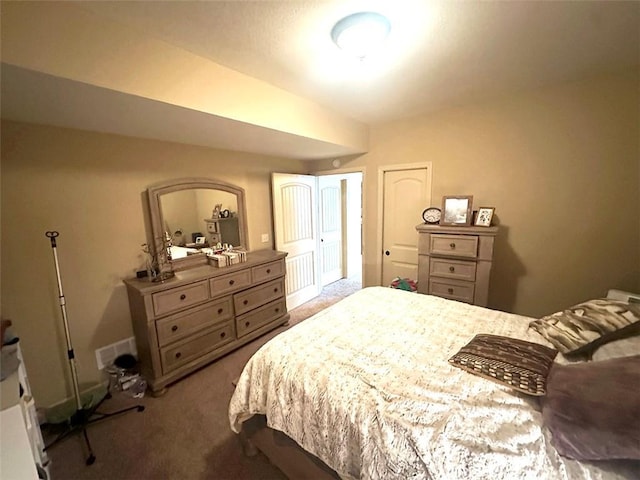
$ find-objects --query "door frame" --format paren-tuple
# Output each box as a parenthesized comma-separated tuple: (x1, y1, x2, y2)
(376, 162, 433, 285)
(313, 166, 366, 285)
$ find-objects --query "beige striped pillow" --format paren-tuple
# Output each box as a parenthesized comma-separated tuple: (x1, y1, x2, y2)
(529, 299, 640, 356)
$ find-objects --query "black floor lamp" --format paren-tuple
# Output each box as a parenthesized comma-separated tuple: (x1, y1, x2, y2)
(44, 231, 145, 465)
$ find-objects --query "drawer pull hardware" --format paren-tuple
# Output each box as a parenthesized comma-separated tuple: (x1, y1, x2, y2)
(180, 294, 186, 300)
(171, 325, 178, 332)
(245, 321, 250, 327)
(243, 300, 249, 305)
(448, 288, 454, 294)
(175, 352, 182, 359)
(220, 332, 226, 339)
(217, 308, 223, 314)
(266, 269, 271, 274)
(229, 280, 235, 285)
(274, 288, 278, 293)
(449, 266, 455, 272)
(449, 243, 456, 249)
(275, 308, 279, 313)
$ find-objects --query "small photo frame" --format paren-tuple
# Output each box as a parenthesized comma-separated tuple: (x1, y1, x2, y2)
(474, 207, 495, 227)
(441, 195, 473, 226)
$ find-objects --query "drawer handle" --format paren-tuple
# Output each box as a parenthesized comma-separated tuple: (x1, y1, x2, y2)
(175, 352, 182, 359)
(274, 287, 278, 293)
(217, 308, 224, 314)
(180, 294, 186, 300)
(245, 321, 250, 327)
(449, 266, 455, 273)
(171, 325, 178, 332)
(220, 332, 226, 339)
(447, 288, 454, 294)
(275, 308, 280, 313)
(266, 268, 271, 274)
(229, 279, 235, 286)
(243, 300, 248, 305)
(449, 243, 456, 249)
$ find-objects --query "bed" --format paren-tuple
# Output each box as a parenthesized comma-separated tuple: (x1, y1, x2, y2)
(228, 287, 640, 479)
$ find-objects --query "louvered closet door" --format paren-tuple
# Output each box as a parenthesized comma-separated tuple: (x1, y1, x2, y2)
(272, 173, 320, 310)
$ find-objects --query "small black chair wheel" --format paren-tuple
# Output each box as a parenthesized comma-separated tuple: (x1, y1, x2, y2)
(137, 406, 145, 412)
(86, 454, 96, 466)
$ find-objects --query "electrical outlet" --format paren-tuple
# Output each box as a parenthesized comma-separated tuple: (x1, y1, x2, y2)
(261, 233, 269, 243)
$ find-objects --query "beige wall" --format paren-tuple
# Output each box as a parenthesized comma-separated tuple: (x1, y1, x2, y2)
(314, 70, 640, 317)
(1, 122, 308, 407)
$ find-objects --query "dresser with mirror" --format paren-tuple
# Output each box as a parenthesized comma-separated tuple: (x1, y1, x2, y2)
(124, 178, 289, 395)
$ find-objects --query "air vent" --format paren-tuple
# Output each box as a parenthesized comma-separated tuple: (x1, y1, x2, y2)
(95, 337, 137, 370)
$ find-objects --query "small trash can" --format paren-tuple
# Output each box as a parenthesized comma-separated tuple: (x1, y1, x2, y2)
(106, 354, 147, 398)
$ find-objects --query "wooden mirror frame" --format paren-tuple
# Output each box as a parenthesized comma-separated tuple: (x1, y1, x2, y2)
(147, 177, 248, 273)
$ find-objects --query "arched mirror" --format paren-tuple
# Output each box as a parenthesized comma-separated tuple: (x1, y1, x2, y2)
(147, 177, 248, 274)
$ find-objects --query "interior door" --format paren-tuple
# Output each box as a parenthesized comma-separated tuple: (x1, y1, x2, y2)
(272, 173, 320, 310)
(318, 175, 343, 286)
(381, 168, 429, 286)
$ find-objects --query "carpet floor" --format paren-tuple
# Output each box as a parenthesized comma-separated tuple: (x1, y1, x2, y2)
(44, 277, 361, 480)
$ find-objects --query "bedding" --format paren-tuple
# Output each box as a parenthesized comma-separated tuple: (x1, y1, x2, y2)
(529, 298, 640, 356)
(228, 287, 638, 480)
(541, 356, 640, 461)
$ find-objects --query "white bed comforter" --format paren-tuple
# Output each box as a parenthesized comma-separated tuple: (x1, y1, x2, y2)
(228, 287, 638, 480)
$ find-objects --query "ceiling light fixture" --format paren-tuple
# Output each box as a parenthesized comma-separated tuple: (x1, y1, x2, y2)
(331, 12, 391, 59)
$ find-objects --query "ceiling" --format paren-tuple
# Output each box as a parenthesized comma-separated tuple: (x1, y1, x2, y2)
(2, 0, 639, 159)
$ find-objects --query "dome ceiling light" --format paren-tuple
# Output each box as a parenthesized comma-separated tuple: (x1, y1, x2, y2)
(331, 12, 391, 59)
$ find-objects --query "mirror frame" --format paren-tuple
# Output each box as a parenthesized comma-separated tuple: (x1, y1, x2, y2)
(147, 177, 248, 272)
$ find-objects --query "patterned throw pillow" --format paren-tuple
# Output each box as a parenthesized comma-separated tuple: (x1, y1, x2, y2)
(449, 334, 558, 396)
(529, 299, 640, 356)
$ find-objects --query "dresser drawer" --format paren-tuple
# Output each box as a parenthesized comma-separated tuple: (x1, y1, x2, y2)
(430, 234, 478, 258)
(234, 278, 285, 316)
(430, 258, 477, 282)
(236, 299, 286, 338)
(156, 297, 233, 347)
(252, 259, 285, 283)
(209, 269, 252, 297)
(152, 280, 209, 317)
(429, 278, 475, 304)
(160, 322, 234, 373)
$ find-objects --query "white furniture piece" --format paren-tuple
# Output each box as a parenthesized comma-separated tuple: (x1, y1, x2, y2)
(0, 342, 50, 479)
(416, 224, 498, 306)
(124, 249, 289, 395)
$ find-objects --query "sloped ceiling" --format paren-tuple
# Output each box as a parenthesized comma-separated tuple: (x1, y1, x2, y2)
(2, 1, 638, 160)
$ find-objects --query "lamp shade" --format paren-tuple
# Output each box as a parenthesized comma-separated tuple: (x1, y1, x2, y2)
(331, 12, 391, 58)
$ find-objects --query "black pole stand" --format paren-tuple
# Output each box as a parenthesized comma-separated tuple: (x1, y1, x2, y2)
(43, 231, 144, 466)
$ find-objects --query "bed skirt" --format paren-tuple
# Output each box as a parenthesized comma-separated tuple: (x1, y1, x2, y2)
(239, 415, 340, 480)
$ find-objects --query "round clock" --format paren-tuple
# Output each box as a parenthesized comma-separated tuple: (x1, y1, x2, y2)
(422, 207, 441, 224)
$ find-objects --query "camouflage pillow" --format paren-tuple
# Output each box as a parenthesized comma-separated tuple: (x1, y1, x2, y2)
(529, 299, 640, 356)
(449, 334, 558, 396)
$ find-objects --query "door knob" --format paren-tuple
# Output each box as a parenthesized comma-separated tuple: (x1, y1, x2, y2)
(385, 250, 390, 256)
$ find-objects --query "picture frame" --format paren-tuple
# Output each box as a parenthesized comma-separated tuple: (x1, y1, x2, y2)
(440, 195, 473, 226)
(474, 207, 495, 227)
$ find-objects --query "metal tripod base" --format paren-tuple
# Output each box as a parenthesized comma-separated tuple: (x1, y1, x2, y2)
(44, 392, 145, 465)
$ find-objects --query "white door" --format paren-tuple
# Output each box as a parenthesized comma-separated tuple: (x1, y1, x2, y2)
(318, 176, 343, 286)
(381, 168, 430, 286)
(272, 173, 320, 310)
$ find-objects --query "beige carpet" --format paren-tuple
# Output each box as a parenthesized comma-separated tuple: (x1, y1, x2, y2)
(44, 277, 361, 480)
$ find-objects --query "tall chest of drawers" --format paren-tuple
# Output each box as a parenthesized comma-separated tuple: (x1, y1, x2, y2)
(124, 250, 288, 395)
(415, 225, 498, 307)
